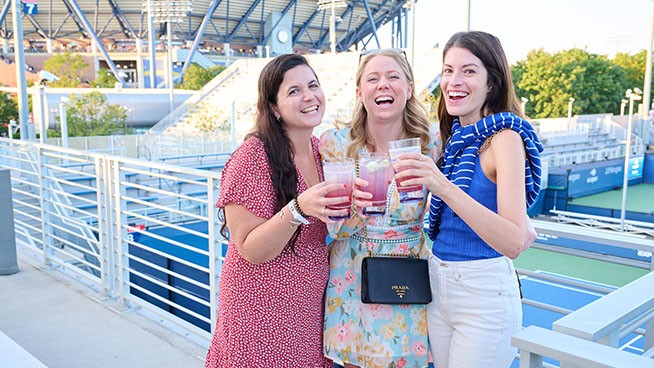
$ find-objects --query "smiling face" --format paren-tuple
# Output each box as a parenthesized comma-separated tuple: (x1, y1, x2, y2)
(272, 64, 325, 131)
(440, 46, 490, 126)
(356, 54, 413, 126)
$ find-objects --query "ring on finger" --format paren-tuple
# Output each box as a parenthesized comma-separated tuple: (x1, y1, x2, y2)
(320, 206, 326, 216)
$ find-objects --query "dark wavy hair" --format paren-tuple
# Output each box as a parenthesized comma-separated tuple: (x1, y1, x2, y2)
(220, 54, 318, 251)
(437, 31, 523, 150)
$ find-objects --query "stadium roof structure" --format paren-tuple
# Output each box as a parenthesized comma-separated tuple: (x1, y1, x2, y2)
(0, 0, 414, 53)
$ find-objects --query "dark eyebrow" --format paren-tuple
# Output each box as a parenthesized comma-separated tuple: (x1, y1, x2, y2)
(285, 79, 319, 93)
(443, 62, 480, 69)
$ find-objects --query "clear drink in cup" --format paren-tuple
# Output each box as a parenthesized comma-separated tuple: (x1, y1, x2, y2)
(358, 152, 392, 217)
(388, 137, 424, 203)
(323, 158, 355, 220)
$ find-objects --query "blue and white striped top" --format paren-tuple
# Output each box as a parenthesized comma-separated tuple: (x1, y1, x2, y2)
(427, 111, 544, 241)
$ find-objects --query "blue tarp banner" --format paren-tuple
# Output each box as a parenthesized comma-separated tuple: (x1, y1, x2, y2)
(567, 156, 644, 198)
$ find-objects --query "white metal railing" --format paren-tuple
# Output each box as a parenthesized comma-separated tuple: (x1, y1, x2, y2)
(3, 136, 654, 362)
(139, 66, 242, 160)
(0, 137, 225, 345)
(513, 325, 654, 367)
(552, 271, 654, 353)
(537, 115, 647, 167)
(550, 210, 654, 239)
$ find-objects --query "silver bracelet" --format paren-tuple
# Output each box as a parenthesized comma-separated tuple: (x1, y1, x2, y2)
(288, 199, 310, 225)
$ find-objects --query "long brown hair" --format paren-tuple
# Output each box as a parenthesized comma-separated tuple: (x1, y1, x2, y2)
(346, 49, 430, 157)
(437, 31, 523, 150)
(220, 54, 319, 250)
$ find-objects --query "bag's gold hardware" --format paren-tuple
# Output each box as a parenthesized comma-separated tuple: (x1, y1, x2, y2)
(392, 285, 409, 298)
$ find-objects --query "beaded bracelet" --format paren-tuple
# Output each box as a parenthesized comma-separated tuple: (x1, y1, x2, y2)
(288, 199, 310, 225)
(293, 197, 309, 219)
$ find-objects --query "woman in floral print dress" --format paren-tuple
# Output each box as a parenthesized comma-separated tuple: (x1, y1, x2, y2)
(320, 49, 442, 368)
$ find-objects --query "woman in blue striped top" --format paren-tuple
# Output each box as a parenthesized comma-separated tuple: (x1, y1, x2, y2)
(393, 31, 543, 367)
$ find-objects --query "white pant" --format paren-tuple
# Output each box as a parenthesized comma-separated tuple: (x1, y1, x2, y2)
(427, 255, 522, 368)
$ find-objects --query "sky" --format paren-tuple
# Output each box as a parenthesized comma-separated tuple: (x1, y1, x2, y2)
(394, 0, 654, 64)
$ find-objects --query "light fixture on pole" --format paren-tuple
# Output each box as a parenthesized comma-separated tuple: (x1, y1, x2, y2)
(567, 97, 575, 125)
(520, 97, 529, 115)
(317, 0, 347, 54)
(145, 0, 192, 115)
(620, 99, 628, 116)
(619, 88, 642, 231)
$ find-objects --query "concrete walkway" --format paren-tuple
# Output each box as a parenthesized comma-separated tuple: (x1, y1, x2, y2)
(0, 252, 207, 368)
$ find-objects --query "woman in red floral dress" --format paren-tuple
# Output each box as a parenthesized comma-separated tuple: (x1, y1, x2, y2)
(205, 54, 348, 367)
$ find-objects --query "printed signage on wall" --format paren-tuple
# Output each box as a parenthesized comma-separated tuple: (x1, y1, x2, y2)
(22, 0, 38, 15)
(566, 156, 644, 198)
(627, 156, 644, 179)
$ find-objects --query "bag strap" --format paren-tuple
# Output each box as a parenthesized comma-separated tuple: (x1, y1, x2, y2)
(355, 154, 426, 258)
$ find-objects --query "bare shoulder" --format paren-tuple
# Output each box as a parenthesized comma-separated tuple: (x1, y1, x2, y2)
(491, 130, 524, 153)
(493, 129, 522, 144)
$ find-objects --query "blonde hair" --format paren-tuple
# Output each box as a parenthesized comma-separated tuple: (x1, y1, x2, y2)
(346, 49, 431, 158)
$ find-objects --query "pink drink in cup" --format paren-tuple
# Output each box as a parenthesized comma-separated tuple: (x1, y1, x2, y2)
(358, 152, 392, 217)
(388, 137, 424, 203)
(323, 158, 355, 220)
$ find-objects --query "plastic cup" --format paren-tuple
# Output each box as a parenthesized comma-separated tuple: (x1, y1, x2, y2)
(388, 137, 424, 203)
(323, 158, 355, 220)
(358, 152, 392, 217)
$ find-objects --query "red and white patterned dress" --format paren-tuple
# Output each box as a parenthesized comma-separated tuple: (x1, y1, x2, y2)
(205, 136, 332, 368)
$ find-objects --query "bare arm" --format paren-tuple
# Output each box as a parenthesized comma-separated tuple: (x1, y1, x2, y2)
(397, 130, 529, 259)
(225, 182, 348, 264)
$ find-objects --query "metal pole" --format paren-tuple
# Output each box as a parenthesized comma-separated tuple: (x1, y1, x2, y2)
(408, 0, 415, 68)
(567, 97, 575, 125)
(0, 169, 19, 275)
(60, 100, 68, 148)
(65, 0, 126, 88)
(167, 22, 174, 116)
(180, 0, 218, 78)
(38, 86, 47, 144)
(620, 95, 636, 231)
(8, 120, 15, 147)
(147, 0, 157, 89)
(11, 0, 29, 140)
(329, 2, 336, 54)
(465, 0, 471, 31)
(643, 0, 654, 145)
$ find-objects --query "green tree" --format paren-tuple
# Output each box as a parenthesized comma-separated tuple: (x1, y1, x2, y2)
(42, 52, 89, 87)
(513, 48, 626, 118)
(177, 63, 225, 90)
(90, 69, 119, 88)
(612, 50, 653, 95)
(0, 92, 19, 137)
(62, 92, 130, 137)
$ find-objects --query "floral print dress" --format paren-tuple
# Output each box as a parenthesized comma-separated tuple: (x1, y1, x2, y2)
(319, 126, 442, 368)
